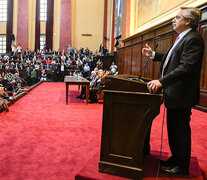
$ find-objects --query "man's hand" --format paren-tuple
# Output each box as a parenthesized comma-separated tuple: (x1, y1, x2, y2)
(147, 80, 163, 94)
(142, 44, 152, 57)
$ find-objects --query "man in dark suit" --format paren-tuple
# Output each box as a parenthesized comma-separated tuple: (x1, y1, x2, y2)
(142, 7, 205, 175)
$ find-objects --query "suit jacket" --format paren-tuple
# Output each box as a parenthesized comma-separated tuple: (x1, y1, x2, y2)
(154, 29, 205, 108)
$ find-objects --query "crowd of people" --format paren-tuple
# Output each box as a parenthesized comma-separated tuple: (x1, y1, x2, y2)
(0, 44, 118, 112)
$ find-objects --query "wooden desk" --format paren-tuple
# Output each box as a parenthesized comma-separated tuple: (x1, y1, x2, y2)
(64, 76, 90, 105)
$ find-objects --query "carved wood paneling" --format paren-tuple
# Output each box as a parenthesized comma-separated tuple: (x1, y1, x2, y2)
(200, 24, 207, 89)
(141, 41, 154, 79)
(131, 44, 141, 76)
(123, 47, 132, 74)
(116, 48, 123, 74)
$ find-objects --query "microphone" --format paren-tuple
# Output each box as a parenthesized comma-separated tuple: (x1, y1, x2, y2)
(138, 44, 158, 81)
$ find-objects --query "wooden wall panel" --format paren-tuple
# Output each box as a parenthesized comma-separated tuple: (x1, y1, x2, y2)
(200, 24, 207, 89)
(141, 41, 154, 79)
(123, 47, 132, 74)
(117, 48, 123, 74)
(131, 44, 142, 76)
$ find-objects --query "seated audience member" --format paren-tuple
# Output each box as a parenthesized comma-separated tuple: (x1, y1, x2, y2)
(90, 56, 97, 70)
(45, 63, 51, 70)
(89, 69, 106, 103)
(0, 86, 15, 112)
(83, 55, 91, 67)
(14, 83, 28, 95)
(89, 71, 97, 87)
(26, 67, 31, 85)
(35, 63, 40, 70)
(76, 70, 98, 100)
(94, 67, 99, 76)
(85, 47, 90, 56)
(0, 62, 4, 69)
(0, 93, 9, 112)
(41, 69, 47, 81)
(4, 78, 15, 95)
(31, 69, 37, 85)
(60, 61, 66, 82)
(83, 63, 90, 78)
(96, 59, 103, 69)
(0, 85, 14, 100)
(4, 54, 9, 61)
(110, 62, 117, 75)
(76, 58, 83, 72)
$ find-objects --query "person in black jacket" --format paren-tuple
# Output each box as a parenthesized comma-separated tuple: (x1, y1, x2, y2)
(89, 70, 105, 103)
(142, 7, 205, 175)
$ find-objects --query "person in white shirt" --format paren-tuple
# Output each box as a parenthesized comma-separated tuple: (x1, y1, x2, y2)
(110, 62, 117, 75)
(83, 63, 90, 78)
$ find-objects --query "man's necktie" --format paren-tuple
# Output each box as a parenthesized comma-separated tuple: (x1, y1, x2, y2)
(161, 36, 180, 77)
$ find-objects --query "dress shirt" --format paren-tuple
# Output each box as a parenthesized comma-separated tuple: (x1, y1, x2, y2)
(161, 28, 192, 77)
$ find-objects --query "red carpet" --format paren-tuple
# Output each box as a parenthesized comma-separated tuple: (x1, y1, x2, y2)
(0, 82, 207, 180)
(75, 151, 202, 180)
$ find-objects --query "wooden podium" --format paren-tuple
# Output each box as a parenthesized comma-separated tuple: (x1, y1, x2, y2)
(99, 74, 163, 179)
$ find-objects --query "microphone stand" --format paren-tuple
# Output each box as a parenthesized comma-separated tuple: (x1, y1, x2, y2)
(137, 44, 158, 81)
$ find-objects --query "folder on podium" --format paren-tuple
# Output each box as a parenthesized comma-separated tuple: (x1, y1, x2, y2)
(99, 74, 163, 179)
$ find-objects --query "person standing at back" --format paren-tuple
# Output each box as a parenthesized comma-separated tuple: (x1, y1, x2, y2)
(142, 7, 205, 175)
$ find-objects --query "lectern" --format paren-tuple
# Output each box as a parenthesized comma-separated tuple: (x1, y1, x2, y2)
(99, 74, 163, 179)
